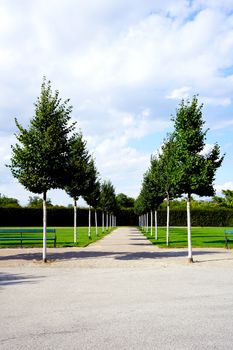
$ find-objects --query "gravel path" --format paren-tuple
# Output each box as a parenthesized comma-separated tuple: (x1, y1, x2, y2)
(0, 227, 232, 268)
(1, 227, 233, 350)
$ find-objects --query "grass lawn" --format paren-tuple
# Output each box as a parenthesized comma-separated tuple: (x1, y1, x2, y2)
(141, 226, 231, 248)
(0, 226, 115, 248)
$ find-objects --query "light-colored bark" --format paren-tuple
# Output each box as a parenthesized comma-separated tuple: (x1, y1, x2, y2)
(154, 210, 158, 240)
(42, 191, 47, 263)
(150, 210, 153, 236)
(95, 210, 98, 236)
(102, 211, 104, 233)
(88, 206, 91, 238)
(147, 212, 149, 233)
(166, 195, 170, 246)
(187, 195, 193, 262)
(106, 212, 108, 231)
(73, 198, 77, 243)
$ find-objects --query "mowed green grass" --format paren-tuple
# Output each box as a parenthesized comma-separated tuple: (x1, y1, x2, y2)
(141, 226, 231, 248)
(0, 226, 114, 248)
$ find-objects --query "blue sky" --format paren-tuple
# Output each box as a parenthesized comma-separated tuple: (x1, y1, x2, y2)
(1, 0, 233, 206)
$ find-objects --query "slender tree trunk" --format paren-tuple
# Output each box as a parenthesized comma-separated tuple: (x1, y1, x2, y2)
(102, 211, 104, 233)
(147, 212, 149, 233)
(42, 191, 47, 263)
(187, 194, 193, 263)
(73, 198, 77, 243)
(150, 210, 153, 236)
(88, 206, 91, 238)
(106, 212, 108, 231)
(166, 194, 170, 246)
(95, 210, 98, 236)
(155, 210, 158, 240)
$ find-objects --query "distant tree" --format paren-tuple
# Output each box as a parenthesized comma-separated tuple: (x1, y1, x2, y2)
(8, 77, 74, 262)
(83, 159, 100, 237)
(147, 156, 164, 239)
(99, 181, 117, 231)
(116, 193, 135, 209)
(158, 135, 180, 245)
(65, 133, 91, 242)
(172, 96, 224, 262)
(0, 194, 21, 207)
(27, 195, 53, 208)
(212, 190, 233, 207)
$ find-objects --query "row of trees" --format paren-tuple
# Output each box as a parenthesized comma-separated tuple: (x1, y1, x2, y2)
(135, 96, 224, 262)
(8, 78, 117, 262)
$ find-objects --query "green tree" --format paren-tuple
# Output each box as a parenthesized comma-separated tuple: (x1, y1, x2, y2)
(9, 77, 74, 262)
(158, 135, 180, 245)
(172, 96, 224, 262)
(83, 159, 100, 237)
(212, 190, 233, 207)
(65, 133, 91, 242)
(147, 156, 164, 239)
(27, 195, 53, 208)
(116, 193, 135, 209)
(0, 194, 21, 207)
(99, 180, 117, 232)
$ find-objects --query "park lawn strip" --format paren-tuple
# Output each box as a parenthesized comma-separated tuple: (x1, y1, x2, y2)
(0, 226, 115, 248)
(141, 226, 232, 248)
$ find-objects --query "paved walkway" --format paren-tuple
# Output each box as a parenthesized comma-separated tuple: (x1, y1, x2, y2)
(1, 227, 233, 350)
(0, 227, 232, 267)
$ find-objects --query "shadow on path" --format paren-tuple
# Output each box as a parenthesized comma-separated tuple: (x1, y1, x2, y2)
(0, 272, 43, 288)
(0, 249, 224, 262)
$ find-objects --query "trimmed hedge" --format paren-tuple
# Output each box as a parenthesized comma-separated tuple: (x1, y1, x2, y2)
(154, 209, 233, 227)
(1, 207, 233, 227)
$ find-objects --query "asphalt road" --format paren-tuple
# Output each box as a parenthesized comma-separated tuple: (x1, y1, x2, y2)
(1, 227, 233, 350)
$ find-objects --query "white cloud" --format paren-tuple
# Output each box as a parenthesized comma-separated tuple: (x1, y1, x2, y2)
(1, 1, 233, 205)
(166, 86, 192, 100)
(215, 181, 233, 193)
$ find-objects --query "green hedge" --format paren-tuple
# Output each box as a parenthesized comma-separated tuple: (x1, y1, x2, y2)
(1, 207, 233, 227)
(156, 208, 233, 227)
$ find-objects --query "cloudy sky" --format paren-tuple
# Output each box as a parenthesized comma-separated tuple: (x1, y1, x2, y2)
(1, 0, 233, 206)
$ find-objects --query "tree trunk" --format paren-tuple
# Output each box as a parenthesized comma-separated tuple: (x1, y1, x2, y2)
(147, 212, 149, 233)
(166, 194, 170, 246)
(150, 210, 153, 236)
(95, 210, 98, 236)
(102, 211, 104, 234)
(155, 210, 158, 240)
(187, 194, 193, 263)
(106, 212, 108, 231)
(88, 206, 91, 238)
(73, 198, 77, 243)
(42, 191, 47, 263)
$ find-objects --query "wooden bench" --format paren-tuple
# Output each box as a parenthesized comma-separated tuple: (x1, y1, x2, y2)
(0, 228, 56, 247)
(224, 230, 233, 249)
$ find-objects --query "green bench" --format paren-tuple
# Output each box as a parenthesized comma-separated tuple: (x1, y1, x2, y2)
(224, 230, 233, 249)
(0, 228, 56, 247)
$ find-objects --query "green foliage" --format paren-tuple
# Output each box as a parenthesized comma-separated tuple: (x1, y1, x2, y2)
(65, 133, 91, 201)
(9, 77, 75, 194)
(99, 180, 117, 213)
(0, 194, 21, 208)
(83, 159, 100, 208)
(27, 195, 53, 208)
(116, 193, 135, 209)
(212, 190, 233, 208)
(158, 135, 180, 199)
(172, 96, 224, 197)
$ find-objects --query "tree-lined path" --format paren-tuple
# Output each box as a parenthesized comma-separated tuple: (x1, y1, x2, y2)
(0, 227, 232, 267)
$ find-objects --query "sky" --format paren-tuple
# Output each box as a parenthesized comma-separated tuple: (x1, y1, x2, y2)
(1, 0, 233, 206)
